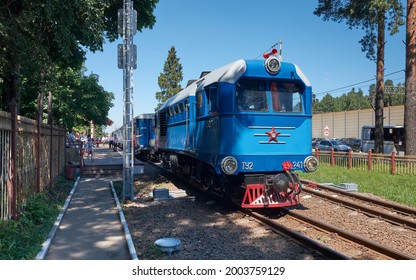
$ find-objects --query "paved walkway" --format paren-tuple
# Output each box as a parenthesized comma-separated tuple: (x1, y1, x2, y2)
(36, 146, 139, 260)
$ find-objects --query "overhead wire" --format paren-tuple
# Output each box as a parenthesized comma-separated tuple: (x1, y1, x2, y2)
(256, 44, 405, 97)
(314, 69, 405, 97)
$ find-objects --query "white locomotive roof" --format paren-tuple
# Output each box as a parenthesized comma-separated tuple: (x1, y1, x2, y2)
(159, 59, 311, 111)
(160, 59, 247, 110)
(294, 64, 311, 87)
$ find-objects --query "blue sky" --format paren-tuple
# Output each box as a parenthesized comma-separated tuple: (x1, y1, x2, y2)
(85, 0, 407, 131)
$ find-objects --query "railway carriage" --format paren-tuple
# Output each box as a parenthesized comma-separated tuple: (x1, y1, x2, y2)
(135, 113, 156, 160)
(151, 51, 318, 208)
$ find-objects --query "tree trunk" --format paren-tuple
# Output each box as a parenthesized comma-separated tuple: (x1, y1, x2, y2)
(404, 0, 416, 155)
(374, 13, 385, 154)
(4, 62, 21, 114)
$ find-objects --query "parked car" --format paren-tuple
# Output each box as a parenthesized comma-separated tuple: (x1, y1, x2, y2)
(315, 139, 352, 152)
(339, 138, 361, 152)
(312, 138, 324, 149)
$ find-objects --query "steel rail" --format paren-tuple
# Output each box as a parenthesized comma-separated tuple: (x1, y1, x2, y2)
(283, 208, 415, 260)
(241, 208, 351, 260)
(301, 179, 416, 217)
(302, 186, 416, 229)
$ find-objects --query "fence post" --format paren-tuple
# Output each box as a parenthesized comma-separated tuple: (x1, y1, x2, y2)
(331, 148, 335, 166)
(348, 149, 352, 169)
(368, 150, 372, 171)
(391, 152, 396, 174)
(315, 148, 319, 161)
(9, 99, 17, 219)
(48, 91, 53, 187)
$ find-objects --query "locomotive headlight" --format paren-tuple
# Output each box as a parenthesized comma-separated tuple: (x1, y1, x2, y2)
(304, 156, 318, 172)
(221, 156, 238, 175)
(265, 56, 281, 75)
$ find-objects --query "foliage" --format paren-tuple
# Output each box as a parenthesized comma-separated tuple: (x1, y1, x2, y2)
(0, 0, 158, 129)
(0, 176, 73, 260)
(104, 0, 159, 41)
(313, 80, 404, 113)
(52, 68, 115, 129)
(155, 47, 184, 110)
(314, 0, 405, 60)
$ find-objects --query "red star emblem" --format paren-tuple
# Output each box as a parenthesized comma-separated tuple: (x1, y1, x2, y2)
(266, 127, 280, 143)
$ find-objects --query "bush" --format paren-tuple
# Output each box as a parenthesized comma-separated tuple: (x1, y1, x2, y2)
(0, 176, 73, 259)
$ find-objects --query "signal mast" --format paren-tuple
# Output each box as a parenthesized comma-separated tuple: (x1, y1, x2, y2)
(118, 1, 137, 200)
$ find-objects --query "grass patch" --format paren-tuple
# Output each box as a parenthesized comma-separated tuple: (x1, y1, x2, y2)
(298, 164, 416, 207)
(0, 176, 74, 260)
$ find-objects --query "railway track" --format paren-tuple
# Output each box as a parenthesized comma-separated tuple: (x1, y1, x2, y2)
(282, 209, 413, 259)
(241, 206, 414, 260)
(300, 179, 416, 229)
(142, 161, 416, 259)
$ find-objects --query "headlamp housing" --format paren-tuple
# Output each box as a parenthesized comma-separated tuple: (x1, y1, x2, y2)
(265, 56, 281, 75)
(221, 156, 238, 175)
(304, 156, 318, 172)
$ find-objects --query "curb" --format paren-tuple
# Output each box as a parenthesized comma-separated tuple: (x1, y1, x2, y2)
(110, 181, 138, 260)
(35, 176, 81, 260)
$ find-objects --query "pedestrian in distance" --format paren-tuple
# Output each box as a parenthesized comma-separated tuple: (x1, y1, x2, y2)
(113, 135, 118, 152)
(109, 135, 114, 149)
(86, 135, 95, 162)
(66, 129, 76, 147)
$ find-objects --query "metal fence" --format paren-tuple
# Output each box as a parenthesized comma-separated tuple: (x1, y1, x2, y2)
(0, 108, 66, 220)
(315, 149, 416, 176)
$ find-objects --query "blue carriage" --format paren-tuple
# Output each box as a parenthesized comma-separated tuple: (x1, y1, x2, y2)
(134, 113, 156, 161)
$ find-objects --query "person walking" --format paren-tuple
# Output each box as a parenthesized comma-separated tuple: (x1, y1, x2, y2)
(109, 135, 114, 149)
(86, 135, 95, 162)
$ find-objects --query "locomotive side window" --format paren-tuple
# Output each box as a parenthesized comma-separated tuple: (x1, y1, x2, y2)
(206, 85, 218, 114)
(236, 79, 268, 112)
(196, 90, 205, 117)
(196, 88, 217, 117)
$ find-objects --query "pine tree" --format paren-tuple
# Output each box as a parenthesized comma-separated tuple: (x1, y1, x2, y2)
(314, 0, 405, 153)
(155, 47, 183, 110)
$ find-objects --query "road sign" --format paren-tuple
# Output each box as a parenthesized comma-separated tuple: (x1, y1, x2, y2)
(324, 125, 330, 137)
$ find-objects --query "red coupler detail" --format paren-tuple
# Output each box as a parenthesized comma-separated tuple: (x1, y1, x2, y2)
(241, 184, 300, 208)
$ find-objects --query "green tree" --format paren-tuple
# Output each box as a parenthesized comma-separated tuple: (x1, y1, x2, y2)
(313, 81, 403, 114)
(0, 0, 158, 121)
(0, 0, 108, 113)
(313, 93, 340, 112)
(104, 0, 158, 41)
(338, 88, 370, 110)
(155, 47, 183, 110)
(314, 0, 405, 153)
(49, 66, 114, 130)
(368, 80, 405, 108)
(404, 0, 416, 155)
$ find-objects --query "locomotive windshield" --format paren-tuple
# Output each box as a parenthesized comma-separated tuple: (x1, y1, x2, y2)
(236, 79, 303, 113)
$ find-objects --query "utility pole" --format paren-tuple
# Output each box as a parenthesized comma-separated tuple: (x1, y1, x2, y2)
(118, 0, 137, 200)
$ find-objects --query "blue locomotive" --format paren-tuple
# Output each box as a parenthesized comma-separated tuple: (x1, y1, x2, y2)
(141, 50, 318, 208)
